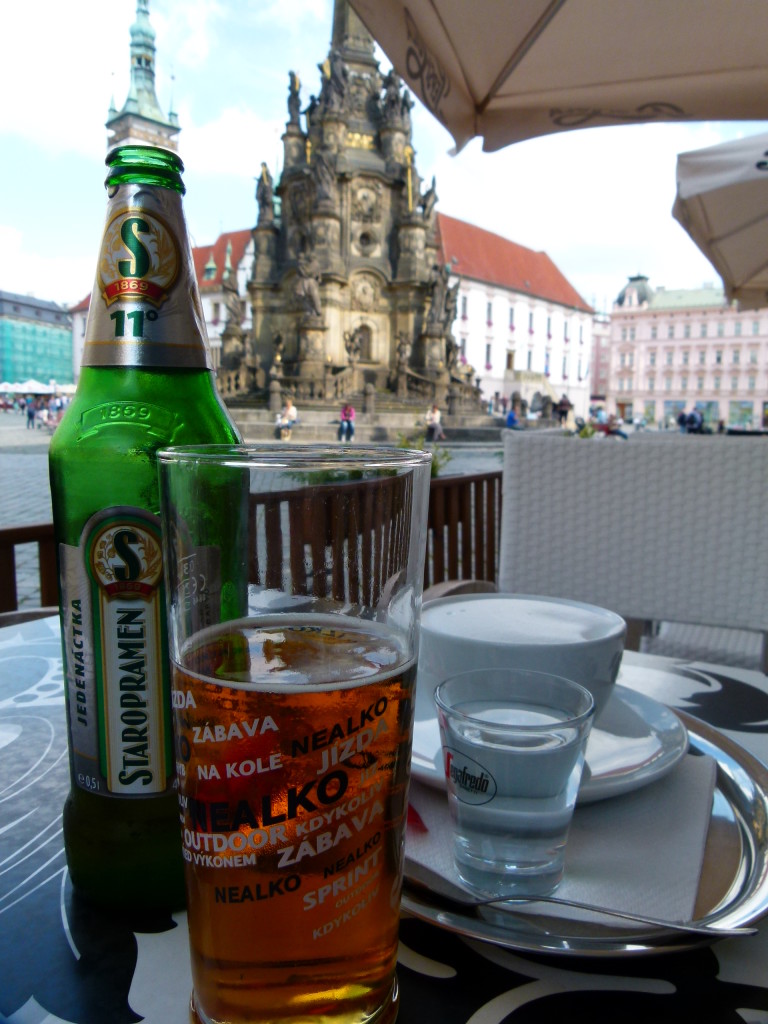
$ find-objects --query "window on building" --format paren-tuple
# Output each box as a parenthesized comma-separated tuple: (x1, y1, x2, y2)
(664, 376, 672, 391)
(697, 375, 704, 390)
(749, 375, 756, 390)
(714, 375, 721, 390)
(528, 311, 534, 333)
(486, 301, 493, 326)
(544, 351, 550, 376)
(564, 323, 569, 342)
(562, 355, 568, 378)
(752, 320, 760, 335)
(731, 376, 738, 390)
(735, 322, 742, 336)
(461, 295, 468, 319)
(649, 350, 656, 366)
(733, 349, 740, 364)
(506, 351, 514, 370)
(700, 323, 707, 337)
(684, 323, 691, 338)
(527, 349, 533, 370)
(717, 322, 724, 337)
(681, 375, 687, 391)
(460, 337, 466, 357)
(211, 302, 220, 323)
(485, 342, 492, 367)
(621, 327, 627, 341)
(750, 349, 758, 364)
(620, 352, 626, 367)
(667, 324, 674, 339)
(682, 350, 689, 365)
(579, 323, 583, 344)
(699, 350, 706, 365)
(648, 375, 655, 391)
(629, 326, 635, 341)
(546, 316, 552, 338)
(715, 349, 723, 364)
(508, 306, 514, 329)
(666, 350, 673, 366)
(651, 325, 657, 340)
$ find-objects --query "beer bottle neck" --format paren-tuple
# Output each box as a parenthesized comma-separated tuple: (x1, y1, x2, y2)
(82, 147, 213, 371)
(105, 146, 186, 194)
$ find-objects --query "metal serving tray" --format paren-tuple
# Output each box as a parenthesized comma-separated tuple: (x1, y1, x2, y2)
(400, 711, 768, 957)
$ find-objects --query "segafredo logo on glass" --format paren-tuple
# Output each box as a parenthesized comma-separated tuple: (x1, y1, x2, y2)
(98, 206, 180, 307)
(444, 749, 497, 805)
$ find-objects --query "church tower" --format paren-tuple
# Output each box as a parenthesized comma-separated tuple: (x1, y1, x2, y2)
(106, 0, 180, 152)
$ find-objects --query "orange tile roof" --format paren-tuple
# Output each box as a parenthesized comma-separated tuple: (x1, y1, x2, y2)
(69, 294, 91, 313)
(192, 229, 253, 292)
(436, 213, 592, 313)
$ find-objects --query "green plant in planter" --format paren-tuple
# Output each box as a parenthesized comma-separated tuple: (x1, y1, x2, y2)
(396, 430, 452, 477)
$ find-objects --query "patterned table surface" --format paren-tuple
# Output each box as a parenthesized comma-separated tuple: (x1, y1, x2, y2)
(2, 616, 768, 1024)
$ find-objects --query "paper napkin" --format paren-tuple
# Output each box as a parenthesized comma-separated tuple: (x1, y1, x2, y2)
(406, 752, 717, 923)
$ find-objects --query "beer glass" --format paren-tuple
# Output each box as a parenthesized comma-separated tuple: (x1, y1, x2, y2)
(158, 444, 431, 1024)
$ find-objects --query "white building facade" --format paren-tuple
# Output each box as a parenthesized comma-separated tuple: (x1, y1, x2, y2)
(436, 214, 594, 419)
(608, 275, 768, 429)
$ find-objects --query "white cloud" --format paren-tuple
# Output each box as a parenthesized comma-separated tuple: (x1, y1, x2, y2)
(2, 0, 765, 312)
(178, 105, 284, 178)
(415, 118, 765, 307)
(0, 225, 92, 307)
(0, 2, 133, 156)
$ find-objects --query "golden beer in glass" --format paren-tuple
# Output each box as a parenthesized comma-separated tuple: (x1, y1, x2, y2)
(159, 445, 431, 1024)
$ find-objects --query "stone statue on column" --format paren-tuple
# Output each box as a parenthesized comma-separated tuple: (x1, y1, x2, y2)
(287, 71, 301, 125)
(295, 252, 323, 320)
(256, 163, 274, 225)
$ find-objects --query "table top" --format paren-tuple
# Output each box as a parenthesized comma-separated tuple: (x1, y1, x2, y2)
(3, 615, 768, 1024)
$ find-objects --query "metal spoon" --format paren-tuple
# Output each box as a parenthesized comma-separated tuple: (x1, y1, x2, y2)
(403, 860, 756, 940)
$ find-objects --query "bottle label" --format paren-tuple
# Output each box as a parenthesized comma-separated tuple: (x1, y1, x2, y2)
(60, 507, 173, 797)
(82, 182, 214, 370)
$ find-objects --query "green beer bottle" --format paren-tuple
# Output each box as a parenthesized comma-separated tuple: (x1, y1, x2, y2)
(49, 145, 241, 911)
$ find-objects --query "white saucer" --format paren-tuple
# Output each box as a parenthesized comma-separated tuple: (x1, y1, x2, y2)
(411, 680, 689, 804)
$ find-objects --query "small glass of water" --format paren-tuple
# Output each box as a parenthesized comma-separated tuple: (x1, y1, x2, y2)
(434, 667, 595, 897)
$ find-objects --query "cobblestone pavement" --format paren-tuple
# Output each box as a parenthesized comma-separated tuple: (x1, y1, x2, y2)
(0, 414, 504, 611)
(0, 413, 761, 670)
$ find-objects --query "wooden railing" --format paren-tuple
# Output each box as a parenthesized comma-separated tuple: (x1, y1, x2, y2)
(425, 471, 502, 588)
(0, 470, 503, 612)
(0, 523, 58, 613)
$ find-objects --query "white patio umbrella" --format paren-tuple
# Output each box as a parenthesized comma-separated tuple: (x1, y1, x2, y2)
(672, 132, 768, 310)
(16, 379, 54, 394)
(348, 0, 768, 152)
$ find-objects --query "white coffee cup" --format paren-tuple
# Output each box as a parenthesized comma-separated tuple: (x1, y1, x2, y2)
(416, 594, 626, 723)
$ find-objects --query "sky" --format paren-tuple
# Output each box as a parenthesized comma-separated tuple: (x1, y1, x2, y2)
(1, 0, 765, 315)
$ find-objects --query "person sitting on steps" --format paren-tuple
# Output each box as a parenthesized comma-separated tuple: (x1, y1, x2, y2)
(275, 398, 298, 440)
(425, 404, 445, 442)
(338, 403, 355, 442)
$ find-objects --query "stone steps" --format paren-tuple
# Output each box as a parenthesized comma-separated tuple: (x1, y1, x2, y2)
(229, 405, 505, 443)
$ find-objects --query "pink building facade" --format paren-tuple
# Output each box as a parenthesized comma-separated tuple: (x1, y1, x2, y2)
(607, 275, 768, 429)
